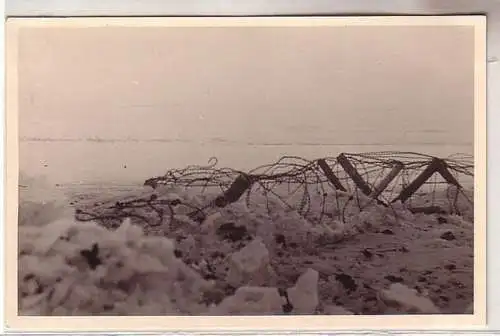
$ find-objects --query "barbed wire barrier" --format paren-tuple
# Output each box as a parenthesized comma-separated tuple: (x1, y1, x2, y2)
(74, 151, 474, 236)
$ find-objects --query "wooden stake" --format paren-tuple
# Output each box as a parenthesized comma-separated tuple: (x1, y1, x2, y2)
(435, 160, 461, 187)
(369, 161, 404, 199)
(214, 173, 255, 207)
(392, 158, 441, 203)
(409, 206, 446, 215)
(317, 159, 347, 192)
(337, 153, 372, 196)
(392, 157, 464, 204)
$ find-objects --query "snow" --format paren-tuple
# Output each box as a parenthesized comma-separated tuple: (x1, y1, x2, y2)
(227, 238, 276, 287)
(379, 283, 441, 314)
(207, 286, 284, 315)
(287, 268, 319, 314)
(18, 173, 475, 315)
(323, 305, 354, 315)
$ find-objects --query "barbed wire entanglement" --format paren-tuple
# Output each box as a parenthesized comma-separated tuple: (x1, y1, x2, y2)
(75, 151, 474, 231)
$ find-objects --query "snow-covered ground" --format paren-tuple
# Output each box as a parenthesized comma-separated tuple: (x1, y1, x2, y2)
(18, 174, 474, 316)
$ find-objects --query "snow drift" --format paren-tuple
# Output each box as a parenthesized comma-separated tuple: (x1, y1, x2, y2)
(18, 172, 474, 315)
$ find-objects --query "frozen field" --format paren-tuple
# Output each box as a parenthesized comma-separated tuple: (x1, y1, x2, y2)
(20, 140, 473, 186)
(18, 161, 474, 316)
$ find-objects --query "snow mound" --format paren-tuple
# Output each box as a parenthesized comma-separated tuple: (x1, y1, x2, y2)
(18, 173, 474, 316)
(19, 215, 215, 315)
(18, 175, 214, 315)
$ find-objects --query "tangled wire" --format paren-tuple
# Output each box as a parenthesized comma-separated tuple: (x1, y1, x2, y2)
(75, 151, 474, 230)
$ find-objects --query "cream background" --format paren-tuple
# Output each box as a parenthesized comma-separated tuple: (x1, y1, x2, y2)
(5, 16, 487, 332)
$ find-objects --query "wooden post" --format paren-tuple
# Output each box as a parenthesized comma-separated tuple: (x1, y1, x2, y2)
(369, 161, 404, 199)
(213, 173, 255, 207)
(392, 157, 441, 204)
(435, 160, 461, 187)
(337, 153, 372, 196)
(144, 177, 159, 189)
(408, 205, 446, 215)
(317, 159, 347, 192)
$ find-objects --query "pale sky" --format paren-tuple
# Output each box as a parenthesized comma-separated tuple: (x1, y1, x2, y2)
(18, 25, 474, 146)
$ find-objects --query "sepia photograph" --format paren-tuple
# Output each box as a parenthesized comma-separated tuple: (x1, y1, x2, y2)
(5, 16, 486, 330)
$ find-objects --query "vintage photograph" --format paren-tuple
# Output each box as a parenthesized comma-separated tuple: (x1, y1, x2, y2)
(12, 17, 483, 320)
